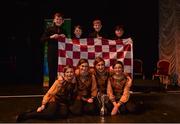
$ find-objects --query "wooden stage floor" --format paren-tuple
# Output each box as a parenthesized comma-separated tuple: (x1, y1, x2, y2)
(0, 80, 180, 123)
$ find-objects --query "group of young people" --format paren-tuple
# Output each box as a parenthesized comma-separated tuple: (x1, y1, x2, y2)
(72, 18, 125, 40)
(40, 12, 127, 88)
(16, 57, 138, 122)
(15, 12, 137, 122)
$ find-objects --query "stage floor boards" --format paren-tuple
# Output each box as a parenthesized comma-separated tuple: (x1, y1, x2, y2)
(0, 81, 180, 123)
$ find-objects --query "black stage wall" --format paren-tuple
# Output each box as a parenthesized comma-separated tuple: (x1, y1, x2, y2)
(0, 0, 159, 84)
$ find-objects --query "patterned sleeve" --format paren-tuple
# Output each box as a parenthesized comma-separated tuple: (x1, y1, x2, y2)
(107, 78, 115, 102)
(119, 75, 132, 103)
(41, 80, 62, 105)
(91, 74, 98, 97)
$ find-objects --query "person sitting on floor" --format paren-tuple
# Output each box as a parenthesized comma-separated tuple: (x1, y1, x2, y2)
(107, 61, 138, 116)
(16, 65, 77, 122)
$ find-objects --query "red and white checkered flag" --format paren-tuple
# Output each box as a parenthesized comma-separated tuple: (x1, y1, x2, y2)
(58, 38, 133, 76)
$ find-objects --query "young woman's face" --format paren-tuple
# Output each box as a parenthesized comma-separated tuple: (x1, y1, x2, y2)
(115, 29, 124, 38)
(95, 61, 105, 73)
(53, 16, 64, 26)
(93, 23, 102, 32)
(64, 68, 74, 81)
(74, 27, 82, 38)
(113, 63, 123, 75)
(79, 62, 89, 74)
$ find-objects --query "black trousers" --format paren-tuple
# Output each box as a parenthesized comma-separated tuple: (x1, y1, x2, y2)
(21, 102, 69, 121)
(69, 99, 96, 115)
(107, 99, 138, 114)
(47, 44, 58, 87)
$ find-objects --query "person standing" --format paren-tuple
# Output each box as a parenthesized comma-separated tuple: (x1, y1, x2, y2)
(72, 25, 84, 39)
(113, 25, 125, 40)
(88, 19, 107, 39)
(41, 12, 67, 87)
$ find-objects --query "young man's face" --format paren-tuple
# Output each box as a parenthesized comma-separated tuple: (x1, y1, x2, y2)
(74, 27, 82, 38)
(93, 23, 102, 32)
(53, 16, 64, 26)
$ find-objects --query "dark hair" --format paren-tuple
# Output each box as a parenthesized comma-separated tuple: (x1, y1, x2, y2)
(114, 24, 124, 31)
(53, 12, 64, 19)
(112, 61, 124, 69)
(94, 56, 105, 67)
(77, 58, 89, 67)
(63, 65, 74, 73)
(93, 19, 102, 25)
(74, 25, 82, 30)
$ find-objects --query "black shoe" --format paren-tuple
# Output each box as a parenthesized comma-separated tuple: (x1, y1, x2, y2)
(16, 112, 27, 123)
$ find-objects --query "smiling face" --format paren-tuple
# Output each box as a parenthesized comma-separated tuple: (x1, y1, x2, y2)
(79, 62, 89, 74)
(93, 20, 102, 32)
(74, 26, 82, 38)
(95, 61, 105, 73)
(64, 68, 74, 81)
(53, 16, 64, 27)
(115, 29, 124, 38)
(93, 23, 102, 32)
(113, 63, 123, 76)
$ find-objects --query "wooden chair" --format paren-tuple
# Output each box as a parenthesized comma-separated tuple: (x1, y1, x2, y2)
(133, 59, 145, 79)
(152, 59, 171, 89)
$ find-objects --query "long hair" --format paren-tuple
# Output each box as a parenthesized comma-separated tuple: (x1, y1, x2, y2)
(93, 56, 105, 67)
(77, 58, 89, 67)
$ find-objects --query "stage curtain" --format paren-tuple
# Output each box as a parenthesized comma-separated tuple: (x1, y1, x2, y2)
(159, 0, 180, 86)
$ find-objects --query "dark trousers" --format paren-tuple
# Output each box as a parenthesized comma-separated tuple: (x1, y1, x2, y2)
(69, 99, 96, 115)
(21, 102, 68, 121)
(107, 99, 138, 114)
(48, 44, 58, 87)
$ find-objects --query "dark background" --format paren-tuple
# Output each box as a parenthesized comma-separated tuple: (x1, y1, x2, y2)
(0, 0, 159, 84)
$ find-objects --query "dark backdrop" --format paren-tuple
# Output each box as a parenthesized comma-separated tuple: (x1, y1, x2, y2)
(0, 0, 159, 84)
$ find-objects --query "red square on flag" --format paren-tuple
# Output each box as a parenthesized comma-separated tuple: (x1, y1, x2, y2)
(72, 39, 80, 44)
(109, 45, 116, 52)
(66, 58, 73, 65)
(58, 65, 64, 73)
(124, 44, 131, 51)
(73, 52, 80, 59)
(102, 39, 109, 45)
(80, 45, 87, 51)
(59, 50, 66, 57)
(88, 52, 95, 59)
(117, 52, 124, 58)
(87, 38, 94, 45)
(65, 43, 73, 51)
(116, 39, 124, 45)
(124, 58, 131, 65)
(95, 45, 102, 52)
(102, 52, 109, 59)
(110, 59, 116, 66)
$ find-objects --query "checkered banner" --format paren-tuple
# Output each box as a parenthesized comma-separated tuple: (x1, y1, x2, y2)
(58, 38, 133, 76)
